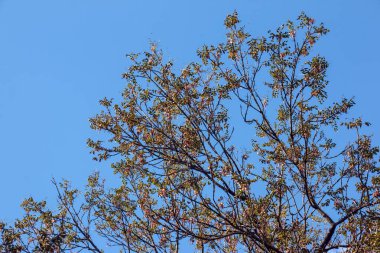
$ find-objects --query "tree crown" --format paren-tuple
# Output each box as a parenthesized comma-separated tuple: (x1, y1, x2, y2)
(1, 12, 379, 253)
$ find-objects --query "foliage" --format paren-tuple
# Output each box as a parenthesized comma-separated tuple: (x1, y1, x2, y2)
(1, 12, 380, 253)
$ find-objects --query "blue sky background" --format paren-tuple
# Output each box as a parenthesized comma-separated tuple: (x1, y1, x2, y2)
(0, 0, 379, 224)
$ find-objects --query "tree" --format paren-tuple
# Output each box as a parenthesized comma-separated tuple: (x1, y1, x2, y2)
(1, 12, 379, 253)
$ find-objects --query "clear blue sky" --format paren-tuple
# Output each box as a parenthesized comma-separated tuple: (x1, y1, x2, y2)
(0, 0, 379, 222)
